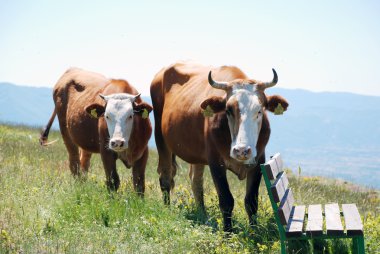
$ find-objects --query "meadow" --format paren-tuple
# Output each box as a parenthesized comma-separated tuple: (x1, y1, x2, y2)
(0, 124, 379, 253)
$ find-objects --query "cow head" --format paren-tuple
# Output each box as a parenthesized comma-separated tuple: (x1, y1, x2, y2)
(85, 93, 153, 152)
(200, 69, 288, 165)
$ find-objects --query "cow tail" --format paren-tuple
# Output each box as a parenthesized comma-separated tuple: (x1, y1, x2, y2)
(39, 108, 57, 146)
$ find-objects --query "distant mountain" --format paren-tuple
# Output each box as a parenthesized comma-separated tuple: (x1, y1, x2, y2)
(0, 82, 58, 128)
(1, 82, 379, 188)
(265, 88, 380, 188)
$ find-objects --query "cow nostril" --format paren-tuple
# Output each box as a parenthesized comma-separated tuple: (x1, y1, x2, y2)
(111, 141, 116, 147)
(245, 147, 252, 155)
(120, 141, 124, 147)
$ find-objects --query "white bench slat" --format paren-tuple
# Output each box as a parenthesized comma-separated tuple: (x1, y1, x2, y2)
(306, 204, 323, 236)
(278, 188, 294, 225)
(286, 205, 306, 237)
(264, 158, 280, 180)
(325, 203, 344, 235)
(272, 153, 283, 172)
(342, 204, 363, 236)
(271, 171, 289, 203)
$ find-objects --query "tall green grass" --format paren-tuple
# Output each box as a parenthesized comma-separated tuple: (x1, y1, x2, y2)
(0, 124, 379, 253)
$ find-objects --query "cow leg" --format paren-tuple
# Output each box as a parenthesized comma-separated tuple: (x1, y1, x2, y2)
(80, 149, 92, 173)
(68, 147, 80, 175)
(245, 157, 264, 227)
(131, 148, 148, 197)
(209, 162, 234, 232)
(100, 150, 119, 191)
(189, 164, 205, 210)
(59, 122, 80, 176)
(157, 150, 173, 204)
(154, 124, 174, 204)
(171, 154, 178, 189)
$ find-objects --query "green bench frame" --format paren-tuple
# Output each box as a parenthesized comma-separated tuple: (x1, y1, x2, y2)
(260, 153, 365, 254)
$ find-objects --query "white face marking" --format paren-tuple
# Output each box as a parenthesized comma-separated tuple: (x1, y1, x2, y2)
(228, 86, 263, 164)
(101, 93, 137, 152)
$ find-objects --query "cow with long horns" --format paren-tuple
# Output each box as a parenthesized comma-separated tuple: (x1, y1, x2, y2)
(150, 62, 289, 231)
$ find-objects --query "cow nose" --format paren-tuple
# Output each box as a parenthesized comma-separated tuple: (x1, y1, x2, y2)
(232, 145, 252, 160)
(110, 139, 125, 149)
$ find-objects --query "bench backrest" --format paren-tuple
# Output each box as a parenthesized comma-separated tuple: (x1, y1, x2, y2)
(261, 153, 295, 226)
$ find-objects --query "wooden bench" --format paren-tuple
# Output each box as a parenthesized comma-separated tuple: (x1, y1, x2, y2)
(260, 153, 365, 254)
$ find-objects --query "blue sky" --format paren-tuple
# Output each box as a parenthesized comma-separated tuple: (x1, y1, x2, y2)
(1, 0, 379, 96)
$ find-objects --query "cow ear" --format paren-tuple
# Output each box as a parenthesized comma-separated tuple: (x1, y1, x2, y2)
(85, 103, 105, 119)
(133, 102, 153, 113)
(266, 95, 289, 115)
(200, 96, 226, 114)
(133, 102, 153, 119)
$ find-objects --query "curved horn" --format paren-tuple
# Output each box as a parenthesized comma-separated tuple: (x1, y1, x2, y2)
(208, 71, 229, 90)
(262, 68, 278, 89)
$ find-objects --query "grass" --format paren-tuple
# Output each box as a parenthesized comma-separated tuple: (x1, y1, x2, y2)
(0, 124, 379, 253)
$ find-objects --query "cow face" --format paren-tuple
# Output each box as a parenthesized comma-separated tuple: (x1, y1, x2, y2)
(201, 69, 288, 165)
(85, 93, 152, 152)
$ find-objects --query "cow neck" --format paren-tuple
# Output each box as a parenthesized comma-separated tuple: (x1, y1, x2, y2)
(224, 157, 256, 180)
(117, 149, 133, 167)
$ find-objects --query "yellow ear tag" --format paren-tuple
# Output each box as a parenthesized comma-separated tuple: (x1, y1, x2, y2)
(274, 103, 284, 115)
(202, 105, 214, 117)
(90, 108, 98, 118)
(142, 108, 149, 119)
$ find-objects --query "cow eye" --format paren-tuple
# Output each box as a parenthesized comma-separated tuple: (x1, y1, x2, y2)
(105, 115, 110, 119)
(128, 115, 133, 119)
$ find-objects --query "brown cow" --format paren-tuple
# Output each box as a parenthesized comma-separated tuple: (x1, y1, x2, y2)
(150, 62, 288, 231)
(40, 68, 153, 193)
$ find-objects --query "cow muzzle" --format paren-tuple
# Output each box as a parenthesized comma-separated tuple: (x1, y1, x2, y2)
(109, 138, 127, 152)
(232, 144, 253, 162)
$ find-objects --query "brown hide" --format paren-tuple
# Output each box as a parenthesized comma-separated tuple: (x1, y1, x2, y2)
(41, 68, 152, 192)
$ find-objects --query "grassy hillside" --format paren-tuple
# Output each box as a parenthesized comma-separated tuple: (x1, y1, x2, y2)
(0, 124, 379, 253)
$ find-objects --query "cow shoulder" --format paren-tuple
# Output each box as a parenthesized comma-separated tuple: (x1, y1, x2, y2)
(162, 62, 192, 87)
(205, 112, 231, 159)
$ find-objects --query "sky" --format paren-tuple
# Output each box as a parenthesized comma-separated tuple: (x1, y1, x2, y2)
(1, 0, 379, 96)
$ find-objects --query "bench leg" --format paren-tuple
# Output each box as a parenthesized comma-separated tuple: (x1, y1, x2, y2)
(280, 240, 286, 254)
(353, 236, 365, 254)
